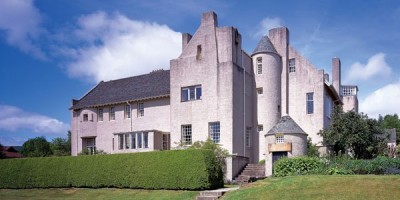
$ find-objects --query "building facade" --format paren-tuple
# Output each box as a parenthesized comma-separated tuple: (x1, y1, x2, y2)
(70, 12, 358, 179)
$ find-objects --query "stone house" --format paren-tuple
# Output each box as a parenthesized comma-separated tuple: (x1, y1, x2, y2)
(70, 11, 358, 179)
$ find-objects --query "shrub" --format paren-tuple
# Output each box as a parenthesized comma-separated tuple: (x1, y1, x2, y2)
(324, 156, 400, 175)
(0, 149, 223, 190)
(273, 157, 323, 177)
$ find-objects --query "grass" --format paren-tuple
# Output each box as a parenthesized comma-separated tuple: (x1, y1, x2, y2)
(0, 188, 198, 200)
(222, 175, 400, 200)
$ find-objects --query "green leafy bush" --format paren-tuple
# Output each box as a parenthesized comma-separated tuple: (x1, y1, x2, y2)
(273, 157, 323, 177)
(0, 149, 223, 190)
(326, 156, 400, 175)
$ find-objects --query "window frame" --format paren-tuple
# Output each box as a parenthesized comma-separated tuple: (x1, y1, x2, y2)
(289, 58, 296, 73)
(181, 124, 192, 145)
(209, 122, 220, 143)
(181, 85, 202, 102)
(109, 107, 115, 121)
(83, 114, 88, 122)
(125, 105, 131, 119)
(257, 125, 263, 132)
(276, 134, 284, 144)
(257, 57, 262, 74)
(98, 108, 103, 122)
(306, 92, 314, 114)
(256, 87, 263, 95)
(137, 103, 144, 117)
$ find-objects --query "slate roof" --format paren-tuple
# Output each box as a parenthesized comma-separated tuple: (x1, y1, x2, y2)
(71, 70, 170, 110)
(266, 115, 307, 135)
(252, 35, 278, 56)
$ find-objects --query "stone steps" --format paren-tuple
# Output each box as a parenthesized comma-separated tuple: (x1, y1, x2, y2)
(196, 191, 225, 200)
(234, 164, 266, 185)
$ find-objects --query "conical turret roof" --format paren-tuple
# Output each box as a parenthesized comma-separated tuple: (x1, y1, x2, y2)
(252, 35, 278, 56)
(266, 115, 307, 135)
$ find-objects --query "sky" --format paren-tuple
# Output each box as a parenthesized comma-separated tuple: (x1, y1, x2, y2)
(0, 0, 399, 146)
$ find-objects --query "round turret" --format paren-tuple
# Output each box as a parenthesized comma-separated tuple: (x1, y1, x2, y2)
(252, 35, 282, 161)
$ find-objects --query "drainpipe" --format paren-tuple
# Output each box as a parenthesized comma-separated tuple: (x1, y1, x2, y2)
(242, 50, 246, 157)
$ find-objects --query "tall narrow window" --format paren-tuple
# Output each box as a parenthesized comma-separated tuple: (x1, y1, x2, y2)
(196, 45, 202, 60)
(245, 127, 251, 147)
(125, 105, 131, 119)
(83, 137, 96, 154)
(182, 125, 192, 145)
(137, 132, 142, 148)
(109, 107, 115, 120)
(138, 103, 144, 117)
(131, 133, 136, 149)
(181, 85, 202, 102)
(257, 57, 262, 74)
(289, 58, 296, 73)
(118, 134, 123, 150)
(124, 134, 130, 149)
(306, 92, 314, 114)
(209, 122, 220, 143)
(143, 132, 148, 148)
(98, 108, 103, 121)
(83, 114, 88, 122)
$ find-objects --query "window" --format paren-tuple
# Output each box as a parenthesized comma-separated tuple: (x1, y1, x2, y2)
(257, 57, 262, 74)
(257, 87, 263, 94)
(276, 134, 284, 143)
(258, 125, 263, 132)
(306, 92, 314, 114)
(181, 85, 202, 102)
(118, 134, 123, 150)
(125, 105, 131, 119)
(83, 114, 88, 122)
(98, 108, 103, 121)
(245, 127, 251, 147)
(82, 137, 96, 154)
(209, 122, 220, 143)
(325, 95, 332, 118)
(124, 134, 130, 149)
(182, 125, 192, 145)
(138, 103, 144, 117)
(137, 132, 142, 148)
(162, 134, 170, 150)
(289, 58, 296, 73)
(196, 45, 202, 60)
(109, 107, 115, 120)
(130, 133, 136, 149)
(143, 132, 148, 148)
(342, 86, 357, 96)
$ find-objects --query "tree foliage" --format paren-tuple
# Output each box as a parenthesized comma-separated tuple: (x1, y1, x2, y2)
(319, 106, 386, 159)
(379, 114, 400, 144)
(21, 136, 52, 157)
(0, 143, 5, 159)
(50, 131, 71, 156)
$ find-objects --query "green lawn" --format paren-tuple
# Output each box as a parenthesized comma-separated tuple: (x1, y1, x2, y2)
(0, 188, 197, 200)
(222, 175, 400, 200)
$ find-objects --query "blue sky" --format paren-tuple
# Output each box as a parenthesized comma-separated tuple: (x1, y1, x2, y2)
(1, 0, 400, 145)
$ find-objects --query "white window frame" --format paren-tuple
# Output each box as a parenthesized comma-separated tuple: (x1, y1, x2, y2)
(125, 105, 131, 119)
(137, 103, 144, 117)
(289, 58, 296, 73)
(258, 125, 263, 132)
(181, 85, 202, 102)
(83, 114, 88, 122)
(109, 107, 115, 120)
(83, 137, 96, 154)
(257, 57, 262, 74)
(182, 124, 192, 145)
(209, 122, 220, 143)
(98, 108, 103, 122)
(276, 134, 284, 143)
(306, 92, 314, 114)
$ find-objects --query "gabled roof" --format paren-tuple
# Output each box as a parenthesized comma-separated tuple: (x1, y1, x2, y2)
(267, 115, 307, 135)
(252, 35, 278, 56)
(71, 70, 170, 110)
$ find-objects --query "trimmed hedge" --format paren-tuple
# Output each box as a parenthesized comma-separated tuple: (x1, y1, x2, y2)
(273, 157, 323, 177)
(0, 149, 223, 190)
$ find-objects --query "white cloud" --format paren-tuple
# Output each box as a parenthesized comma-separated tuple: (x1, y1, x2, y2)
(61, 11, 181, 83)
(360, 80, 400, 118)
(0, 105, 69, 135)
(346, 53, 391, 82)
(254, 17, 283, 38)
(0, 0, 46, 59)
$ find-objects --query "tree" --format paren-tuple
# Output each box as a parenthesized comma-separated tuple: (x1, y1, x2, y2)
(51, 131, 71, 156)
(22, 136, 52, 157)
(0, 143, 5, 159)
(379, 114, 400, 144)
(319, 106, 386, 159)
